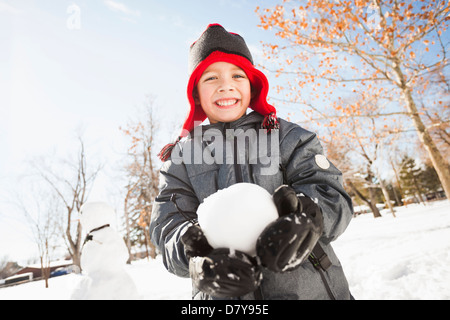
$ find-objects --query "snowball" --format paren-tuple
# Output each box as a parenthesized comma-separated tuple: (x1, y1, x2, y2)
(197, 183, 278, 256)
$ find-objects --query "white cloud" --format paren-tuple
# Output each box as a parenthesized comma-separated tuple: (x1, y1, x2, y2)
(103, 0, 140, 17)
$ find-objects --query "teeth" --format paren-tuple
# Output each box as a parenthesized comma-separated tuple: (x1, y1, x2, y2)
(216, 99, 237, 107)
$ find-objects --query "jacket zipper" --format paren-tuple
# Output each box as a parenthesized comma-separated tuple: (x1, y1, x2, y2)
(225, 123, 244, 184)
(233, 134, 244, 183)
(226, 123, 264, 300)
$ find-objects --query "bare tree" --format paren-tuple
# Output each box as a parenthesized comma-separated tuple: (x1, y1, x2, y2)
(32, 138, 101, 268)
(120, 96, 160, 259)
(14, 185, 61, 288)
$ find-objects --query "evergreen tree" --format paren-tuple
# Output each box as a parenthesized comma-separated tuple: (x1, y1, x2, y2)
(421, 162, 443, 197)
(399, 156, 424, 203)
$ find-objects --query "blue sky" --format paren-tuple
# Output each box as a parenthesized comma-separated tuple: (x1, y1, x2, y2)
(0, 0, 283, 262)
(1, 0, 275, 167)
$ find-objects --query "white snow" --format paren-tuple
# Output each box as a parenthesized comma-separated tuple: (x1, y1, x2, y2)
(0, 199, 448, 300)
(333, 200, 450, 300)
(197, 183, 278, 256)
(0, 256, 192, 300)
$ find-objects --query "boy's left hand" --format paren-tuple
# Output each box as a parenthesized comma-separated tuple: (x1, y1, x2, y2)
(256, 185, 324, 272)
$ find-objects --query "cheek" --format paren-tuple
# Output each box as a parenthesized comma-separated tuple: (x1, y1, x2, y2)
(197, 85, 214, 104)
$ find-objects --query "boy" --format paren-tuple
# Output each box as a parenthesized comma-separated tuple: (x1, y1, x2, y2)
(150, 24, 354, 300)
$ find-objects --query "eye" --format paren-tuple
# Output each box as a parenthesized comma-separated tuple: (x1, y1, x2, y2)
(233, 73, 247, 79)
(202, 74, 217, 82)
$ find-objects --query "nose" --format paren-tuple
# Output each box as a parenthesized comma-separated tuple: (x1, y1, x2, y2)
(218, 78, 235, 92)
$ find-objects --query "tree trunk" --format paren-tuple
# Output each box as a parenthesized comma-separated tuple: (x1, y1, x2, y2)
(379, 178, 396, 217)
(67, 220, 82, 269)
(395, 65, 450, 201)
(124, 190, 133, 263)
(390, 158, 406, 206)
(348, 181, 382, 218)
(368, 186, 382, 218)
(412, 171, 426, 205)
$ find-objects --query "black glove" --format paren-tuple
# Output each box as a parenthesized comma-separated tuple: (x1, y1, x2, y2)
(256, 185, 324, 272)
(181, 224, 262, 298)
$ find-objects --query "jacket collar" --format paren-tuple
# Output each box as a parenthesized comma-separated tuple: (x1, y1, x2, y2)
(200, 111, 264, 133)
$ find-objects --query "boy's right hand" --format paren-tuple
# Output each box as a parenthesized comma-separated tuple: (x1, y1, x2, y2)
(181, 225, 262, 298)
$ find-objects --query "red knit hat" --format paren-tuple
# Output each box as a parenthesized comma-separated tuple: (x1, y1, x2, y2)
(158, 24, 278, 161)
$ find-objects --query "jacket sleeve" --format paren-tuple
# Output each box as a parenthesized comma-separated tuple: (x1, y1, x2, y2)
(149, 158, 199, 278)
(279, 120, 353, 245)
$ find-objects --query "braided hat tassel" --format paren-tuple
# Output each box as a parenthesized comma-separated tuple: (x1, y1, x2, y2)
(261, 112, 279, 132)
(157, 136, 181, 162)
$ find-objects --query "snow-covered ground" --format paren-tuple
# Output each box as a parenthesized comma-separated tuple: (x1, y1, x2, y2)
(0, 255, 192, 300)
(333, 199, 450, 300)
(0, 200, 448, 300)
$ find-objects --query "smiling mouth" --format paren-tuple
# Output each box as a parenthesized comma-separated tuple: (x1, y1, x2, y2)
(215, 99, 239, 108)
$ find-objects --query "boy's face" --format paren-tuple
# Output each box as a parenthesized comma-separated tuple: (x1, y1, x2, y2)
(195, 62, 252, 124)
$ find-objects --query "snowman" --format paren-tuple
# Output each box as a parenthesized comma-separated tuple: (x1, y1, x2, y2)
(197, 183, 279, 256)
(71, 201, 140, 300)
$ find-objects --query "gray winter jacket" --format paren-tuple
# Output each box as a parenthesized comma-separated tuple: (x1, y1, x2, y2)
(150, 112, 353, 300)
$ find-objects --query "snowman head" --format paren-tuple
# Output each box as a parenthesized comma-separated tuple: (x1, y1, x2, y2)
(80, 201, 116, 233)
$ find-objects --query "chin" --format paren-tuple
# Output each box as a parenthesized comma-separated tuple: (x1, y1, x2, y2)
(217, 114, 243, 123)
(216, 108, 247, 122)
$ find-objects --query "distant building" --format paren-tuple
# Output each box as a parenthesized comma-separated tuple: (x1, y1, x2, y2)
(15, 260, 73, 279)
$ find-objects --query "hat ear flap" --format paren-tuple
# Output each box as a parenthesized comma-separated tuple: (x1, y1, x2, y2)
(192, 88, 201, 106)
(251, 86, 257, 99)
